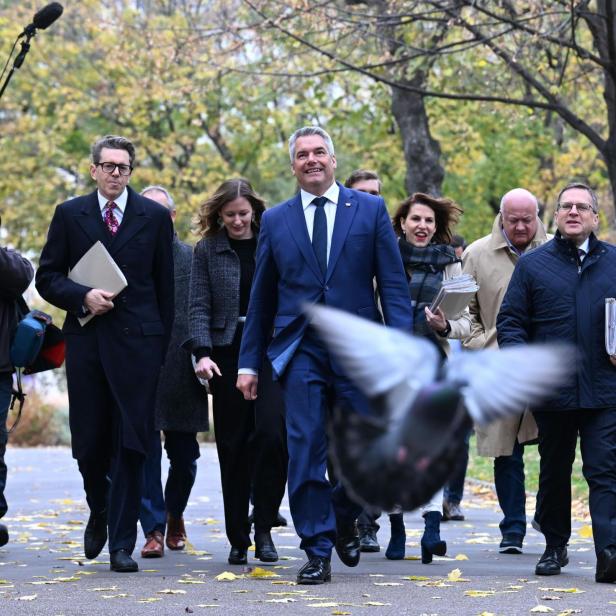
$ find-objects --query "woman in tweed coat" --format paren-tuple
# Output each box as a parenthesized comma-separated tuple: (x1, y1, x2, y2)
(185, 179, 287, 566)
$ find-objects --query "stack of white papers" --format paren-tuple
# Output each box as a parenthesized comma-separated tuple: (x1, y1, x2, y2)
(606, 298, 616, 356)
(429, 273, 479, 319)
(68, 241, 127, 326)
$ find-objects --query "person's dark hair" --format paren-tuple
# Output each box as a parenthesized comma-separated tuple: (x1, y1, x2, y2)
(194, 178, 266, 238)
(392, 192, 463, 245)
(91, 135, 136, 166)
(344, 169, 381, 190)
(450, 234, 466, 249)
(556, 181, 599, 213)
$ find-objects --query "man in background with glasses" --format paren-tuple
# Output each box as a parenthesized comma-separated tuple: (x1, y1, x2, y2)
(498, 182, 616, 584)
(36, 135, 174, 573)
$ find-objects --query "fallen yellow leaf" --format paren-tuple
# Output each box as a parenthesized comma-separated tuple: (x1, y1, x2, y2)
(402, 575, 429, 581)
(530, 606, 554, 613)
(363, 602, 391, 606)
(577, 525, 593, 538)
(249, 567, 280, 578)
(18, 594, 37, 601)
(215, 571, 238, 582)
(464, 590, 495, 598)
(373, 582, 403, 586)
(539, 588, 584, 594)
(455, 553, 469, 560)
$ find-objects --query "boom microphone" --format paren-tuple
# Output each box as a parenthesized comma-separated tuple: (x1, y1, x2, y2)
(21, 3, 64, 37)
(32, 2, 64, 30)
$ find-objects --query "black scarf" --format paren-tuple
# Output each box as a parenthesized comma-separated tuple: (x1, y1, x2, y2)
(398, 238, 459, 338)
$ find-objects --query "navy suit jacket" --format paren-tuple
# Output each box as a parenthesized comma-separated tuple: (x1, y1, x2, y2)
(239, 183, 413, 377)
(36, 186, 174, 456)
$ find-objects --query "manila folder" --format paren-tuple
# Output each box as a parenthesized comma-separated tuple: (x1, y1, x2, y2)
(68, 241, 127, 326)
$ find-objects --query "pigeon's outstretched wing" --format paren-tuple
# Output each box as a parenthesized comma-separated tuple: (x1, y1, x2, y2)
(305, 303, 440, 399)
(445, 344, 574, 425)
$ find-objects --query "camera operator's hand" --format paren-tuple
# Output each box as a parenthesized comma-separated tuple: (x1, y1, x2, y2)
(84, 289, 114, 315)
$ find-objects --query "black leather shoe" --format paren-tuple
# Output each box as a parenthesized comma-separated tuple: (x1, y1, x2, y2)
(0, 523, 8, 547)
(335, 521, 361, 567)
(228, 546, 248, 565)
(297, 557, 331, 584)
(84, 510, 107, 559)
(499, 533, 524, 554)
(596, 546, 616, 583)
(359, 528, 380, 553)
(255, 531, 278, 562)
(535, 546, 568, 576)
(110, 548, 138, 572)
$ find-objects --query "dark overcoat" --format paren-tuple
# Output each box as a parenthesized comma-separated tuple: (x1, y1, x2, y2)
(36, 187, 174, 457)
(155, 237, 209, 432)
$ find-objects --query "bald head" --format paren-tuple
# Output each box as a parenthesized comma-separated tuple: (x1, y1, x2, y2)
(499, 188, 539, 251)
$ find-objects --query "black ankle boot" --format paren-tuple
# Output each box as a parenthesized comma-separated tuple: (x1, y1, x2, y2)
(421, 511, 447, 564)
(385, 513, 405, 560)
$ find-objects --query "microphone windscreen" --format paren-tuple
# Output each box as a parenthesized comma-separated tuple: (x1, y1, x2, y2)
(32, 2, 63, 30)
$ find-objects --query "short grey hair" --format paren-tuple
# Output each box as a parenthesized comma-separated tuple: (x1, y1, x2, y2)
(556, 181, 599, 213)
(499, 188, 539, 214)
(91, 135, 136, 166)
(141, 185, 176, 211)
(288, 126, 335, 162)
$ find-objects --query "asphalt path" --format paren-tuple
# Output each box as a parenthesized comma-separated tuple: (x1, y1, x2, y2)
(0, 445, 613, 615)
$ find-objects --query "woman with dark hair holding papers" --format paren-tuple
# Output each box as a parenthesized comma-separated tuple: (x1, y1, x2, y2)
(382, 193, 471, 563)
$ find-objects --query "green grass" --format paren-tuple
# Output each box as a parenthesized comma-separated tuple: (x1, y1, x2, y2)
(466, 435, 589, 502)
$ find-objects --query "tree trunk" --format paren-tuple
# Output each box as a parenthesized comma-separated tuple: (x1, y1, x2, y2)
(390, 78, 444, 196)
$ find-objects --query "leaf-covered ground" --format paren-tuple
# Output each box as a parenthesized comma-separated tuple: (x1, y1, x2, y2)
(0, 446, 611, 616)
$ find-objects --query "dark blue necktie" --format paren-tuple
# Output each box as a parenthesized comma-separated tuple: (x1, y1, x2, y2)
(311, 196, 328, 277)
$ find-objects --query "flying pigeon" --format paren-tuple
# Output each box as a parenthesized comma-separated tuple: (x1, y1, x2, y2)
(305, 304, 572, 511)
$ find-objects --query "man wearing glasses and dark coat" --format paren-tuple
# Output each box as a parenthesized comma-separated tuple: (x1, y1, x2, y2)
(498, 182, 616, 584)
(36, 135, 174, 573)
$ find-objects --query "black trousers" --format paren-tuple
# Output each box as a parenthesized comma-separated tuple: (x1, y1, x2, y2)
(533, 409, 616, 555)
(77, 402, 144, 554)
(211, 328, 287, 549)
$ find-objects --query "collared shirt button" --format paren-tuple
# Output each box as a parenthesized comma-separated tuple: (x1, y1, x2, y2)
(123, 327, 129, 334)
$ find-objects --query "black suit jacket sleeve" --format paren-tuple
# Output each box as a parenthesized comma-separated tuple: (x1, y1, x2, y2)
(36, 204, 93, 315)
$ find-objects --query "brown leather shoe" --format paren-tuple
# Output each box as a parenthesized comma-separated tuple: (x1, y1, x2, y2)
(141, 530, 164, 558)
(166, 516, 187, 551)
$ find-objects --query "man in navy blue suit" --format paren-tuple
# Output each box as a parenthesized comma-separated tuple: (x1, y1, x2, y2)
(36, 135, 174, 573)
(237, 126, 412, 584)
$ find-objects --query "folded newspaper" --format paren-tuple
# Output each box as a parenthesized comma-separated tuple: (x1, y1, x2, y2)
(429, 273, 479, 319)
(606, 298, 616, 356)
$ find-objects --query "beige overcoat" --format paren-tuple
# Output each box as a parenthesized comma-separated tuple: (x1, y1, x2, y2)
(462, 214, 550, 457)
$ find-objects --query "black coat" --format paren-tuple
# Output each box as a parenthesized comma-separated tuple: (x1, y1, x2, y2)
(36, 187, 174, 456)
(155, 237, 209, 432)
(497, 232, 616, 411)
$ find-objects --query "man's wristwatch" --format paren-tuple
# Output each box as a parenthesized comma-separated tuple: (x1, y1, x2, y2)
(437, 321, 451, 338)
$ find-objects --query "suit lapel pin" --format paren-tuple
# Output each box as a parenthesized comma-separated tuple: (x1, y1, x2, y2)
(345, 202, 351, 207)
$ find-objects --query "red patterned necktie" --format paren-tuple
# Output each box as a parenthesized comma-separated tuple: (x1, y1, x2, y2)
(104, 201, 119, 235)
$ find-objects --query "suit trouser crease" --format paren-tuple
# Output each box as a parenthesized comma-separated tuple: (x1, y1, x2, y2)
(280, 333, 368, 559)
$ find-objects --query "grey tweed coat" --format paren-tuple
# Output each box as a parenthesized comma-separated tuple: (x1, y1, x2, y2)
(155, 236, 209, 433)
(185, 229, 247, 353)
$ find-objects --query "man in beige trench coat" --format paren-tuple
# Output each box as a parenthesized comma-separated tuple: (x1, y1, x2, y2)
(462, 188, 549, 554)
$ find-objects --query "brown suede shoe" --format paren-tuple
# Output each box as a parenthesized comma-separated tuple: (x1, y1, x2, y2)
(166, 516, 187, 551)
(141, 530, 164, 558)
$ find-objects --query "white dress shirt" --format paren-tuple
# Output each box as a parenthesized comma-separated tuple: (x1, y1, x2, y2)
(97, 189, 127, 224)
(300, 182, 339, 264)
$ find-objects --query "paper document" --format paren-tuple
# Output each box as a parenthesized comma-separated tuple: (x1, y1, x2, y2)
(606, 298, 616, 356)
(429, 273, 479, 320)
(68, 241, 127, 326)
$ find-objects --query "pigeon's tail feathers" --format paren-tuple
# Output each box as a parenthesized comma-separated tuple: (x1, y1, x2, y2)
(304, 304, 440, 400)
(447, 344, 574, 425)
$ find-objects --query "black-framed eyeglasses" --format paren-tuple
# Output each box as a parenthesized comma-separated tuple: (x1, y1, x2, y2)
(557, 202, 595, 213)
(95, 162, 133, 176)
